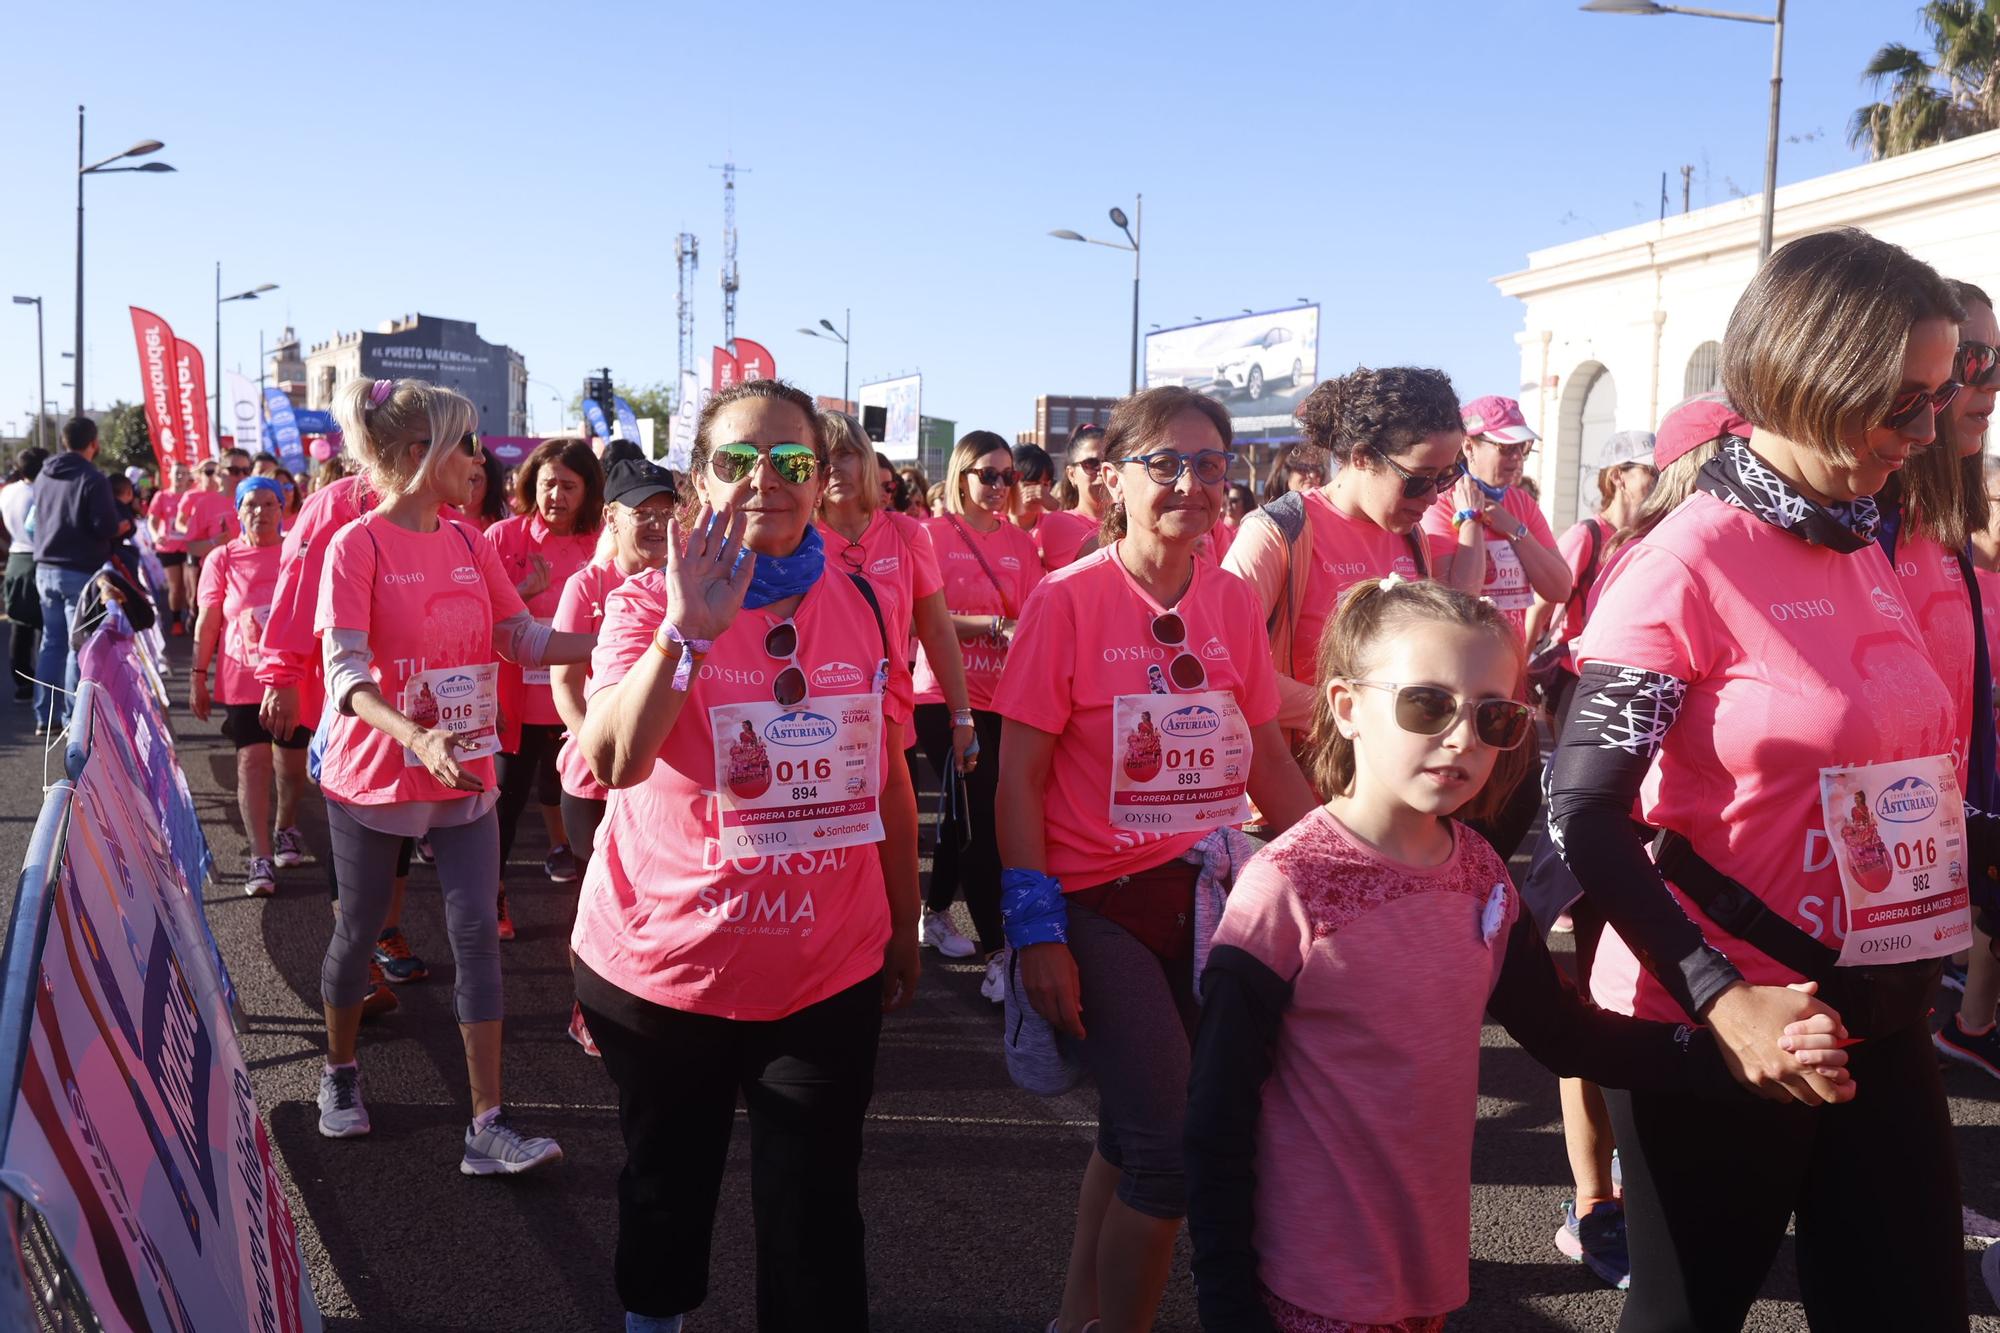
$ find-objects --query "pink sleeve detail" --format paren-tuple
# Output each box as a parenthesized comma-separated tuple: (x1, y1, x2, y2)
(1209, 853, 1313, 983)
(196, 545, 228, 609)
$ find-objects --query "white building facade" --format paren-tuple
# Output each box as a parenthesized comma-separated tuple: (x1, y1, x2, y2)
(1494, 129, 2000, 531)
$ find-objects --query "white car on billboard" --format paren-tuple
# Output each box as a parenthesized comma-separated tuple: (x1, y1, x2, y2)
(1210, 326, 1310, 400)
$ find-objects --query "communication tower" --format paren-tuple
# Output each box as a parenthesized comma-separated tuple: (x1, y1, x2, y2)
(711, 159, 749, 355)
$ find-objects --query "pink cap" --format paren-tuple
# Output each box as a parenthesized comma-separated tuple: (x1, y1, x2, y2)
(1655, 394, 1751, 471)
(1460, 395, 1539, 445)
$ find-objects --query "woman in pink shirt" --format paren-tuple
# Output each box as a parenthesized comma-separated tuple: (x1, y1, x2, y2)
(485, 438, 605, 935)
(190, 478, 304, 897)
(1009, 441, 1058, 543)
(151, 461, 195, 633)
(1547, 229, 1997, 1330)
(1185, 578, 1843, 1333)
(917, 431, 1044, 981)
(310, 377, 594, 1174)
(1224, 366, 1465, 742)
(463, 447, 509, 533)
(571, 378, 920, 1333)
(994, 386, 1318, 1333)
(1036, 422, 1112, 573)
(550, 457, 678, 1054)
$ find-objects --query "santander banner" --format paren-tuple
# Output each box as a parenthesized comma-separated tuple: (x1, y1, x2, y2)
(174, 338, 212, 461)
(130, 307, 186, 471)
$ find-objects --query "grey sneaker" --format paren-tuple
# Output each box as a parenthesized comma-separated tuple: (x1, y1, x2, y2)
(273, 826, 308, 868)
(460, 1109, 563, 1176)
(244, 856, 277, 898)
(919, 909, 977, 958)
(317, 1065, 371, 1139)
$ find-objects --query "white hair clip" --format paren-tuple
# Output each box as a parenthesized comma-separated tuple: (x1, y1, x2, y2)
(1377, 573, 1405, 593)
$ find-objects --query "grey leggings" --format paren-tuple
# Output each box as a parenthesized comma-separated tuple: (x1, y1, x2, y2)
(322, 800, 505, 1023)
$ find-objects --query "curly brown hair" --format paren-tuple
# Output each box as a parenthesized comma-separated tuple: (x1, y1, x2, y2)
(1293, 365, 1463, 466)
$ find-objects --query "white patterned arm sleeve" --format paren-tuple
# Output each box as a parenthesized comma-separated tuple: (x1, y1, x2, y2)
(1547, 661, 1744, 1019)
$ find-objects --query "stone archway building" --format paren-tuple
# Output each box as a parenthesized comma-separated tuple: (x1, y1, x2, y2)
(1494, 129, 2000, 529)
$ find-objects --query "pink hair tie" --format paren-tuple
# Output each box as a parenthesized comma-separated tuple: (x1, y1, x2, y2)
(368, 379, 395, 408)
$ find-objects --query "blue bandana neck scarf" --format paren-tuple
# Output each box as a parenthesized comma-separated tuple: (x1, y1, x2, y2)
(740, 524, 826, 609)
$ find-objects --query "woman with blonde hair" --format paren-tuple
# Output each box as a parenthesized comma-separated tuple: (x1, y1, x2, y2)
(918, 430, 1045, 988)
(310, 377, 595, 1172)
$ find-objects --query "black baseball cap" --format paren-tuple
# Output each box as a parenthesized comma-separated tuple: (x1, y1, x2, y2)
(605, 457, 678, 506)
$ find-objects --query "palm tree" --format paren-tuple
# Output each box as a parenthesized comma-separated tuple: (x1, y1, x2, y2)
(1850, 0, 2000, 159)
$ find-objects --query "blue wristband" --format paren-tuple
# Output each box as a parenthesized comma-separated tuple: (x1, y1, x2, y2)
(1001, 868, 1068, 949)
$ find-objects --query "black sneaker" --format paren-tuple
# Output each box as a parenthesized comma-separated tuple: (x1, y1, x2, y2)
(1935, 1013, 2000, 1079)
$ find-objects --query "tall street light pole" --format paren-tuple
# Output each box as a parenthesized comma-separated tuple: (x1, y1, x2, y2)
(74, 106, 175, 418)
(1580, 0, 1785, 263)
(1049, 195, 1143, 394)
(215, 265, 277, 448)
(798, 310, 851, 407)
(12, 297, 45, 449)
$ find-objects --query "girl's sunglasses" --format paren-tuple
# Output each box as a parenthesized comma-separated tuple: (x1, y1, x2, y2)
(766, 621, 807, 706)
(1373, 450, 1466, 500)
(1123, 449, 1235, 486)
(711, 441, 818, 485)
(1346, 680, 1533, 750)
(970, 467, 1019, 488)
(418, 433, 482, 458)
(1883, 381, 1962, 430)
(1151, 612, 1207, 690)
(1957, 340, 1999, 389)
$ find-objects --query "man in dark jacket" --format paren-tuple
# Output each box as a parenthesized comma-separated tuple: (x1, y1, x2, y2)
(32, 417, 118, 728)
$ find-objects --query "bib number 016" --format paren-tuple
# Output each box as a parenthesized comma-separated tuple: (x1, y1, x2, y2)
(1167, 747, 1214, 787)
(1895, 837, 1938, 872)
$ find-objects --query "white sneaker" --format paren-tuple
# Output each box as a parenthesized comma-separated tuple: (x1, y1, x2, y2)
(243, 856, 277, 898)
(461, 1109, 564, 1176)
(317, 1064, 371, 1138)
(919, 909, 977, 959)
(980, 949, 1010, 1004)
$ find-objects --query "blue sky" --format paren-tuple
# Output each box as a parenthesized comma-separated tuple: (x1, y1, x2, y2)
(0, 0, 1939, 446)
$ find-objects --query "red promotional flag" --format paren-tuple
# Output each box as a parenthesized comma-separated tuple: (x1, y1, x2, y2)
(712, 345, 738, 394)
(732, 339, 776, 383)
(129, 307, 185, 470)
(173, 338, 212, 461)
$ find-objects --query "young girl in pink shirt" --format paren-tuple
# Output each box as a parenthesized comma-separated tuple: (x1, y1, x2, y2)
(1185, 578, 1852, 1333)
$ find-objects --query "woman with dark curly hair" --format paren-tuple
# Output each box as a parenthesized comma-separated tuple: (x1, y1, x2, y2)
(1223, 366, 1466, 744)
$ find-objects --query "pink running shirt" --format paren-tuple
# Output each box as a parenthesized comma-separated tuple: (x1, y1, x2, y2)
(313, 514, 529, 806)
(1421, 486, 1555, 640)
(1889, 531, 1975, 785)
(992, 545, 1279, 890)
(196, 538, 282, 706)
(1577, 490, 1956, 1022)
(181, 489, 240, 547)
(1551, 516, 1613, 669)
(484, 513, 598, 743)
(569, 566, 911, 1020)
(151, 489, 190, 553)
(1212, 810, 1514, 1325)
(817, 508, 944, 663)
(1034, 508, 1098, 573)
(1293, 490, 1424, 683)
(916, 514, 1043, 708)
(553, 559, 629, 802)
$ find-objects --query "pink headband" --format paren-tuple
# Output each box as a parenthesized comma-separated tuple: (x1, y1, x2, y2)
(369, 379, 395, 408)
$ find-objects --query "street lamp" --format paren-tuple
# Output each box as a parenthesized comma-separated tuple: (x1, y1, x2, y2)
(1048, 195, 1143, 394)
(215, 266, 277, 451)
(798, 310, 851, 407)
(527, 379, 568, 433)
(12, 297, 45, 449)
(75, 107, 174, 418)
(1581, 0, 1785, 263)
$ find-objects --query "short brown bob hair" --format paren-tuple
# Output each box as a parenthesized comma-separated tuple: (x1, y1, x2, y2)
(1099, 386, 1234, 542)
(1721, 228, 1962, 465)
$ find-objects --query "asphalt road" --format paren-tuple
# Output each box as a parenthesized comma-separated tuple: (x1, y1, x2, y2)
(4, 627, 2000, 1331)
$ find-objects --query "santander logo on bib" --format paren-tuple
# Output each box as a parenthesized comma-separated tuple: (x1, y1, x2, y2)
(1870, 586, 1905, 620)
(765, 711, 838, 747)
(1876, 775, 1939, 824)
(1161, 704, 1222, 739)
(811, 661, 867, 692)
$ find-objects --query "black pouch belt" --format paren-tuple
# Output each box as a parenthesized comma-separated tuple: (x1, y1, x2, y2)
(1652, 829, 1940, 1039)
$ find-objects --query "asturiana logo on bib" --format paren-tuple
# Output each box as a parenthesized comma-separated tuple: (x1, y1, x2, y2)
(1161, 704, 1221, 739)
(765, 711, 838, 747)
(1876, 775, 1939, 824)
(436, 673, 479, 700)
(1870, 586, 1905, 620)
(451, 565, 481, 586)
(811, 661, 866, 691)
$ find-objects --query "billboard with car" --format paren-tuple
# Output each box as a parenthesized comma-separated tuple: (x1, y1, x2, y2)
(1144, 305, 1320, 431)
(858, 374, 923, 463)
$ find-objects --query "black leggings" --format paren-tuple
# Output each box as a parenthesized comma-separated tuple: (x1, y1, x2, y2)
(496, 722, 564, 864)
(1607, 1018, 1964, 1332)
(560, 791, 607, 870)
(914, 703, 1003, 953)
(576, 960, 882, 1328)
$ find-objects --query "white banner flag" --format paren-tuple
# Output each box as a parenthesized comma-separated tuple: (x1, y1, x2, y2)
(224, 371, 262, 458)
(668, 370, 702, 472)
